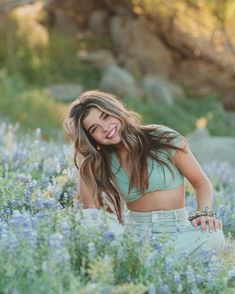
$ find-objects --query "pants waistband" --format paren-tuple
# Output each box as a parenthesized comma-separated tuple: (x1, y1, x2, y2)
(127, 207, 189, 223)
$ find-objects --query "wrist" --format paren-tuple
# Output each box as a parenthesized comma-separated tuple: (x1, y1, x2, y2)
(188, 206, 215, 222)
(197, 204, 212, 210)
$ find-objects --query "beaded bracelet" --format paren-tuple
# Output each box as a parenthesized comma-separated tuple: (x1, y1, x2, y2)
(188, 206, 216, 222)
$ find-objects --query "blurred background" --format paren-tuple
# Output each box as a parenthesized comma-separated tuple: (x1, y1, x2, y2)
(1, 0, 235, 147)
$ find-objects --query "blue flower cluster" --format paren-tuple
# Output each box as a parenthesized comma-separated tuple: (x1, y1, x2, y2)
(0, 122, 234, 294)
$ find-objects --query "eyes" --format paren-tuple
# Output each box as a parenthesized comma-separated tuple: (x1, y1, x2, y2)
(90, 112, 109, 134)
(103, 113, 109, 120)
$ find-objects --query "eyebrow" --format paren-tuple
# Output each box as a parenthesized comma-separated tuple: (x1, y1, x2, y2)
(87, 111, 104, 133)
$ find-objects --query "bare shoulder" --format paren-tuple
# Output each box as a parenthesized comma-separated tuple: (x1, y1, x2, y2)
(172, 141, 211, 189)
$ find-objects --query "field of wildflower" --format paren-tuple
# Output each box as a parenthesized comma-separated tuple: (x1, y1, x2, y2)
(0, 122, 235, 294)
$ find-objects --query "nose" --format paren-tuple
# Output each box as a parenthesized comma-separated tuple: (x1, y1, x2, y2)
(101, 121, 109, 132)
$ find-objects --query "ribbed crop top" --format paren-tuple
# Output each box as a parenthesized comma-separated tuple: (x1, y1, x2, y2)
(111, 125, 185, 203)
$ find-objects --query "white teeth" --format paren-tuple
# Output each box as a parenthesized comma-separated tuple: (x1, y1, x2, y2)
(107, 127, 116, 139)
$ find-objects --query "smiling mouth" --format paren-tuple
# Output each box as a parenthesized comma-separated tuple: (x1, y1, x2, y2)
(106, 127, 117, 139)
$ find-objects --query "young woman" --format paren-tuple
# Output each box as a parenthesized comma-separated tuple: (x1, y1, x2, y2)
(63, 89, 225, 260)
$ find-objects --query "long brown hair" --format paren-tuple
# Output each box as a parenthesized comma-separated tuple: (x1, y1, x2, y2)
(63, 90, 186, 224)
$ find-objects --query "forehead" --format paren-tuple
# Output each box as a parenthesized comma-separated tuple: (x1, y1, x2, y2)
(82, 107, 102, 130)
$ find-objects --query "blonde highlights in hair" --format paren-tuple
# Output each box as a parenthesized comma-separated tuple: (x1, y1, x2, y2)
(64, 90, 186, 224)
(64, 90, 142, 224)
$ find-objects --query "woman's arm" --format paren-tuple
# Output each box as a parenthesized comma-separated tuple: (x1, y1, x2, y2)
(173, 139, 213, 210)
(172, 139, 222, 232)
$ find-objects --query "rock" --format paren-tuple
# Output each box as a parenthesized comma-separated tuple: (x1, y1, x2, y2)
(149, 12, 235, 109)
(142, 76, 185, 106)
(187, 128, 235, 166)
(99, 64, 141, 98)
(88, 10, 109, 36)
(122, 57, 142, 79)
(167, 82, 185, 102)
(110, 16, 125, 49)
(173, 60, 232, 97)
(155, 12, 235, 79)
(44, 0, 95, 31)
(44, 1, 235, 109)
(47, 83, 83, 103)
(47, 8, 78, 34)
(142, 77, 173, 106)
(110, 16, 172, 77)
(78, 49, 116, 69)
(222, 92, 235, 110)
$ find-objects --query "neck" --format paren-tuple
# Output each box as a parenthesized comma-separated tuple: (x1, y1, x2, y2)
(113, 141, 127, 157)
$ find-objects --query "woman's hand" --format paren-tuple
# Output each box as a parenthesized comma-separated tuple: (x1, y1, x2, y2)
(191, 216, 223, 233)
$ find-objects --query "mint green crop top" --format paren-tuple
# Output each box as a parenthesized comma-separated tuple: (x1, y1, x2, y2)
(111, 125, 185, 203)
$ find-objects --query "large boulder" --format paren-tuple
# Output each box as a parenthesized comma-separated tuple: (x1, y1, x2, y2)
(153, 12, 235, 108)
(45, 6, 78, 34)
(110, 16, 173, 77)
(142, 76, 185, 106)
(47, 83, 83, 103)
(121, 56, 142, 79)
(172, 60, 234, 97)
(99, 64, 141, 98)
(88, 10, 109, 36)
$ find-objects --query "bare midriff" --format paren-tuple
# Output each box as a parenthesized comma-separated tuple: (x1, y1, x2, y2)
(126, 184, 185, 212)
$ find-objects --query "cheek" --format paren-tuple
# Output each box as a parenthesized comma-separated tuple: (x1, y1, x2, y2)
(114, 118, 122, 128)
(92, 132, 104, 142)
(117, 122, 123, 133)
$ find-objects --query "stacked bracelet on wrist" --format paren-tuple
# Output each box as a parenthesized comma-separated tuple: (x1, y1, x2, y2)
(188, 206, 215, 222)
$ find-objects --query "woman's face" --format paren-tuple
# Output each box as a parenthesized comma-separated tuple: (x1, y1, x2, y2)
(82, 107, 123, 146)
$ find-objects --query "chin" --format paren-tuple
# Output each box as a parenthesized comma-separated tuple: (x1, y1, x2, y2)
(103, 138, 121, 145)
(112, 140, 122, 146)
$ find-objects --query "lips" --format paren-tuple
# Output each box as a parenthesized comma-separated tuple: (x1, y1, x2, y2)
(106, 127, 117, 139)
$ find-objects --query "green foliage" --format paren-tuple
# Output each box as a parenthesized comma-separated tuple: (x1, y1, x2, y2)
(123, 97, 195, 135)
(179, 95, 235, 137)
(0, 71, 65, 139)
(41, 32, 101, 87)
(0, 17, 101, 87)
(124, 95, 235, 137)
(87, 255, 115, 284)
(0, 17, 102, 137)
(0, 14, 101, 138)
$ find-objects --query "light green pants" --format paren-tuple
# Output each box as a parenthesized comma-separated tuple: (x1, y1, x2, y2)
(124, 207, 225, 261)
